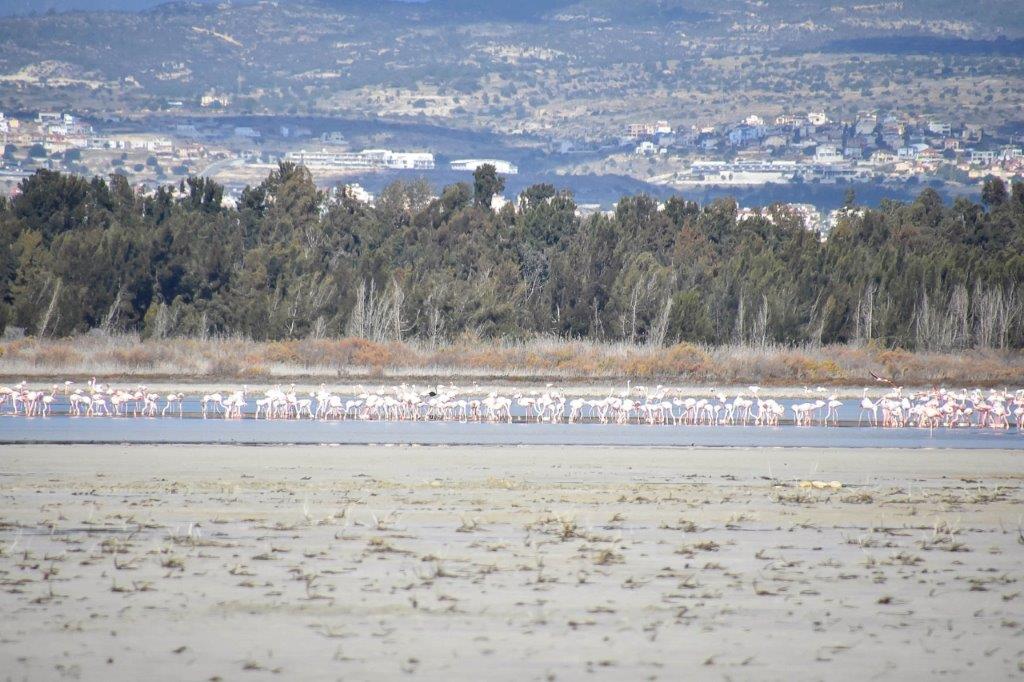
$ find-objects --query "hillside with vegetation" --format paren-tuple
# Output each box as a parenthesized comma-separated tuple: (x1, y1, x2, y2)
(1, 167, 1022, 357)
(0, 0, 1021, 136)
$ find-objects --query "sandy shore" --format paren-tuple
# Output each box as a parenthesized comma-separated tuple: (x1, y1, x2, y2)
(1, 445, 1022, 680)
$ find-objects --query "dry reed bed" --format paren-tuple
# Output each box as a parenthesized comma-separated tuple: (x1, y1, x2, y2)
(1, 335, 1023, 386)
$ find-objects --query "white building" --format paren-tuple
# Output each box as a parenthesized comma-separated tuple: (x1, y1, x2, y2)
(450, 159, 519, 175)
(320, 132, 347, 146)
(105, 135, 174, 153)
(387, 151, 435, 170)
(897, 143, 930, 160)
(970, 150, 996, 165)
(854, 116, 878, 136)
(286, 148, 434, 171)
(781, 203, 823, 233)
(814, 144, 843, 164)
(626, 122, 671, 138)
(634, 140, 657, 155)
(870, 150, 897, 165)
(341, 183, 374, 204)
(737, 203, 822, 233)
(807, 112, 830, 126)
(686, 160, 799, 185)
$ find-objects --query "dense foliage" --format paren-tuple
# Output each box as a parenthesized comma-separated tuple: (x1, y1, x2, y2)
(1, 166, 1023, 350)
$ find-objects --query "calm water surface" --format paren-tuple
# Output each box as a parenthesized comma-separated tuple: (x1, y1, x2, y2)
(1, 415, 1021, 449)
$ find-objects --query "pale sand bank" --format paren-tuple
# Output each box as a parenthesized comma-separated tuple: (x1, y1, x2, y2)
(1, 445, 1022, 680)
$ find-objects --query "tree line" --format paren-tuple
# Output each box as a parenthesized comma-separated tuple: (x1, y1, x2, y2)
(1, 165, 1023, 351)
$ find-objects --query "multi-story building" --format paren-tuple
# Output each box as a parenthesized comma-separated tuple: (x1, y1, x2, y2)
(450, 159, 518, 174)
(286, 148, 435, 171)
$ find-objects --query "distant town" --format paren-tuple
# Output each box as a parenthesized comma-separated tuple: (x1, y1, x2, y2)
(1, 107, 1021, 239)
(0, 110, 520, 195)
(618, 111, 1023, 188)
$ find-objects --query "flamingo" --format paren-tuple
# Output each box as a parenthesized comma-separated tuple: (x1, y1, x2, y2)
(825, 396, 843, 426)
(858, 389, 877, 426)
(162, 393, 184, 417)
(1, 379, 1020, 437)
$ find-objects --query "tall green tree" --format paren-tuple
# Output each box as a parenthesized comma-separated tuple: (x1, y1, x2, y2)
(472, 164, 505, 209)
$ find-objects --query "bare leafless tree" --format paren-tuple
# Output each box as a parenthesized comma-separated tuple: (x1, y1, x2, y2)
(345, 278, 407, 342)
(854, 281, 876, 344)
(37, 278, 62, 337)
(751, 295, 770, 348)
(647, 295, 673, 348)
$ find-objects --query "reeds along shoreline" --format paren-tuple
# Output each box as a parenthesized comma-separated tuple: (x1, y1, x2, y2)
(1, 334, 1023, 387)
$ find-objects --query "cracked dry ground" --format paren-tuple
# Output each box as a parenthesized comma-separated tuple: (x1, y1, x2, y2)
(0, 445, 1022, 680)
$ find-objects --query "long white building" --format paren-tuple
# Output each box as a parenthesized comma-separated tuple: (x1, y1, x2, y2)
(450, 159, 519, 175)
(686, 160, 798, 185)
(285, 148, 435, 171)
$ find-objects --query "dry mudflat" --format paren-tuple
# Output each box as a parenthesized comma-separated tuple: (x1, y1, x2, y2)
(0, 445, 1022, 680)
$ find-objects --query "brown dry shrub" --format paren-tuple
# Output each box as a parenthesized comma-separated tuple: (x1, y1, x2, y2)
(875, 348, 916, 380)
(292, 339, 340, 366)
(828, 344, 872, 369)
(521, 351, 551, 371)
(102, 346, 160, 370)
(0, 338, 33, 359)
(342, 338, 392, 367)
(240, 363, 270, 379)
(209, 356, 243, 377)
(263, 341, 301, 364)
(957, 355, 1019, 385)
(662, 343, 711, 375)
(247, 338, 398, 368)
(547, 346, 577, 368)
(780, 354, 844, 383)
(31, 343, 83, 368)
(421, 346, 458, 368)
(619, 354, 660, 379)
(465, 348, 511, 370)
(561, 354, 603, 378)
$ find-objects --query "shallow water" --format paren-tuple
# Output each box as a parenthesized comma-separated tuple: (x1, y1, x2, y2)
(5, 395, 882, 421)
(3, 394, 1021, 449)
(1, 414, 1021, 449)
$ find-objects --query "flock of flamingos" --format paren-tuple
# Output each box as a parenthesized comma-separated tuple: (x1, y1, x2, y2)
(1, 379, 1023, 430)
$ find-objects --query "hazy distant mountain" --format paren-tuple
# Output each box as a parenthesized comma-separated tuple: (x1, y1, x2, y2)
(4, 0, 1021, 27)
(0, 0, 225, 14)
(0, 0, 704, 20)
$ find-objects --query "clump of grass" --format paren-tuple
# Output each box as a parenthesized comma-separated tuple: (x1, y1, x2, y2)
(885, 551, 923, 566)
(525, 514, 582, 541)
(593, 549, 623, 565)
(918, 519, 970, 552)
(456, 517, 482, 533)
(160, 555, 185, 570)
(678, 540, 721, 555)
(773, 490, 817, 505)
